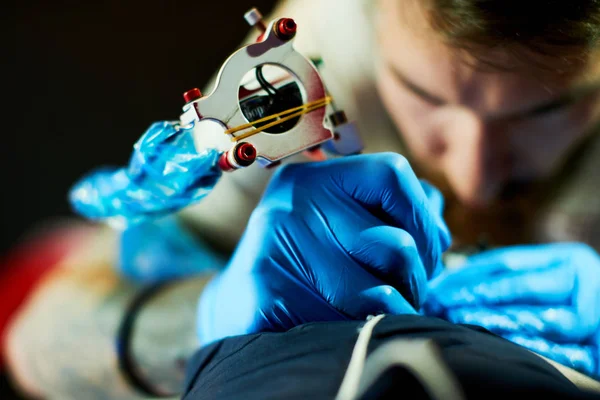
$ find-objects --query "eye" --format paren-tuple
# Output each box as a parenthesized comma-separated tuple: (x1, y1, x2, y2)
(512, 96, 575, 121)
(401, 78, 446, 107)
(502, 84, 600, 122)
(388, 64, 446, 107)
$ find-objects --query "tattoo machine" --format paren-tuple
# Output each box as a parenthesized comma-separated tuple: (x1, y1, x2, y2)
(69, 7, 363, 227)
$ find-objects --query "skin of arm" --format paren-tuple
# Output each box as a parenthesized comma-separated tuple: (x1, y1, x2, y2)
(3, 227, 214, 400)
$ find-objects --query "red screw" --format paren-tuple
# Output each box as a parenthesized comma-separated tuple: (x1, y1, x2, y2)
(276, 18, 297, 40)
(218, 143, 258, 172)
(235, 142, 257, 165)
(183, 88, 202, 103)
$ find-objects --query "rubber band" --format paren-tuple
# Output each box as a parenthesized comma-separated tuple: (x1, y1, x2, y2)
(226, 96, 332, 134)
(224, 96, 332, 141)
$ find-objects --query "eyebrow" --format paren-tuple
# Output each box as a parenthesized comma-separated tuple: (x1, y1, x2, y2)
(389, 64, 600, 120)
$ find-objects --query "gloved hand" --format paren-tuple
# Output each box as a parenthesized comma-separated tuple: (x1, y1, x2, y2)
(69, 121, 222, 226)
(118, 215, 226, 283)
(198, 153, 451, 345)
(424, 243, 600, 378)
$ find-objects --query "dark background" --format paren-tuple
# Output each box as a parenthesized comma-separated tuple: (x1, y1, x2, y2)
(5, 0, 277, 254)
(4, 0, 276, 397)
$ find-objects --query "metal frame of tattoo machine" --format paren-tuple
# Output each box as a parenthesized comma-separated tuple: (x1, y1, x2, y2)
(179, 7, 363, 172)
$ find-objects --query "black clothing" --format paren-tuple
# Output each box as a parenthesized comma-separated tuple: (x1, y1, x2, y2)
(183, 315, 600, 400)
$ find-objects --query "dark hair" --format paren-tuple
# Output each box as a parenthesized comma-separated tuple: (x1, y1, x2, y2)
(425, 0, 600, 72)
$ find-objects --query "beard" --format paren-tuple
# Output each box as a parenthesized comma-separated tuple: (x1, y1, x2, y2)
(412, 163, 548, 249)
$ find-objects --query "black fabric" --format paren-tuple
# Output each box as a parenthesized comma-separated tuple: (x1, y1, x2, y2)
(357, 365, 431, 400)
(183, 315, 600, 400)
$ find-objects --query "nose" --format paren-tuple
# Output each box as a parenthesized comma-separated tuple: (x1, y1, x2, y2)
(427, 106, 511, 208)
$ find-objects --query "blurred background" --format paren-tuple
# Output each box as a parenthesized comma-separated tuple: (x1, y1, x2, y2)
(4, 0, 276, 397)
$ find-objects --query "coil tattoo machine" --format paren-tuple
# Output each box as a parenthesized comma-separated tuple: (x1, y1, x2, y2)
(69, 8, 363, 226)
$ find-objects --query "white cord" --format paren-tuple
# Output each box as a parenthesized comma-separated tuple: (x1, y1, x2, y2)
(335, 315, 465, 400)
(335, 314, 386, 400)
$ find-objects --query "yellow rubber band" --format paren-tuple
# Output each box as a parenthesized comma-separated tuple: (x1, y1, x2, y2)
(225, 96, 332, 141)
(231, 101, 329, 142)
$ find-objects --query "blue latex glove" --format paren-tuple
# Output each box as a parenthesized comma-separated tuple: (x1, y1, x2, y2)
(69, 121, 222, 227)
(198, 153, 451, 345)
(424, 243, 600, 378)
(118, 215, 226, 283)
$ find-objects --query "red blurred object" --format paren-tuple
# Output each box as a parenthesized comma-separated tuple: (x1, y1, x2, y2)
(303, 145, 327, 162)
(0, 224, 93, 369)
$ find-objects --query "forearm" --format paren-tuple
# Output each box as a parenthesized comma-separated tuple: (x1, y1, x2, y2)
(4, 230, 215, 400)
(129, 276, 212, 396)
(5, 261, 143, 400)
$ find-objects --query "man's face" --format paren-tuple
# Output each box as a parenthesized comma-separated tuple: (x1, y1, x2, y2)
(375, 0, 600, 208)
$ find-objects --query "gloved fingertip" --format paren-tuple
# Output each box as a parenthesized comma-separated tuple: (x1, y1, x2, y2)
(359, 285, 417, 316)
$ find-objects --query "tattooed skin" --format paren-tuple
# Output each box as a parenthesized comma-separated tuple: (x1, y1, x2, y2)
(132, 278, 209, 395)
(4, 228, 212, 400)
